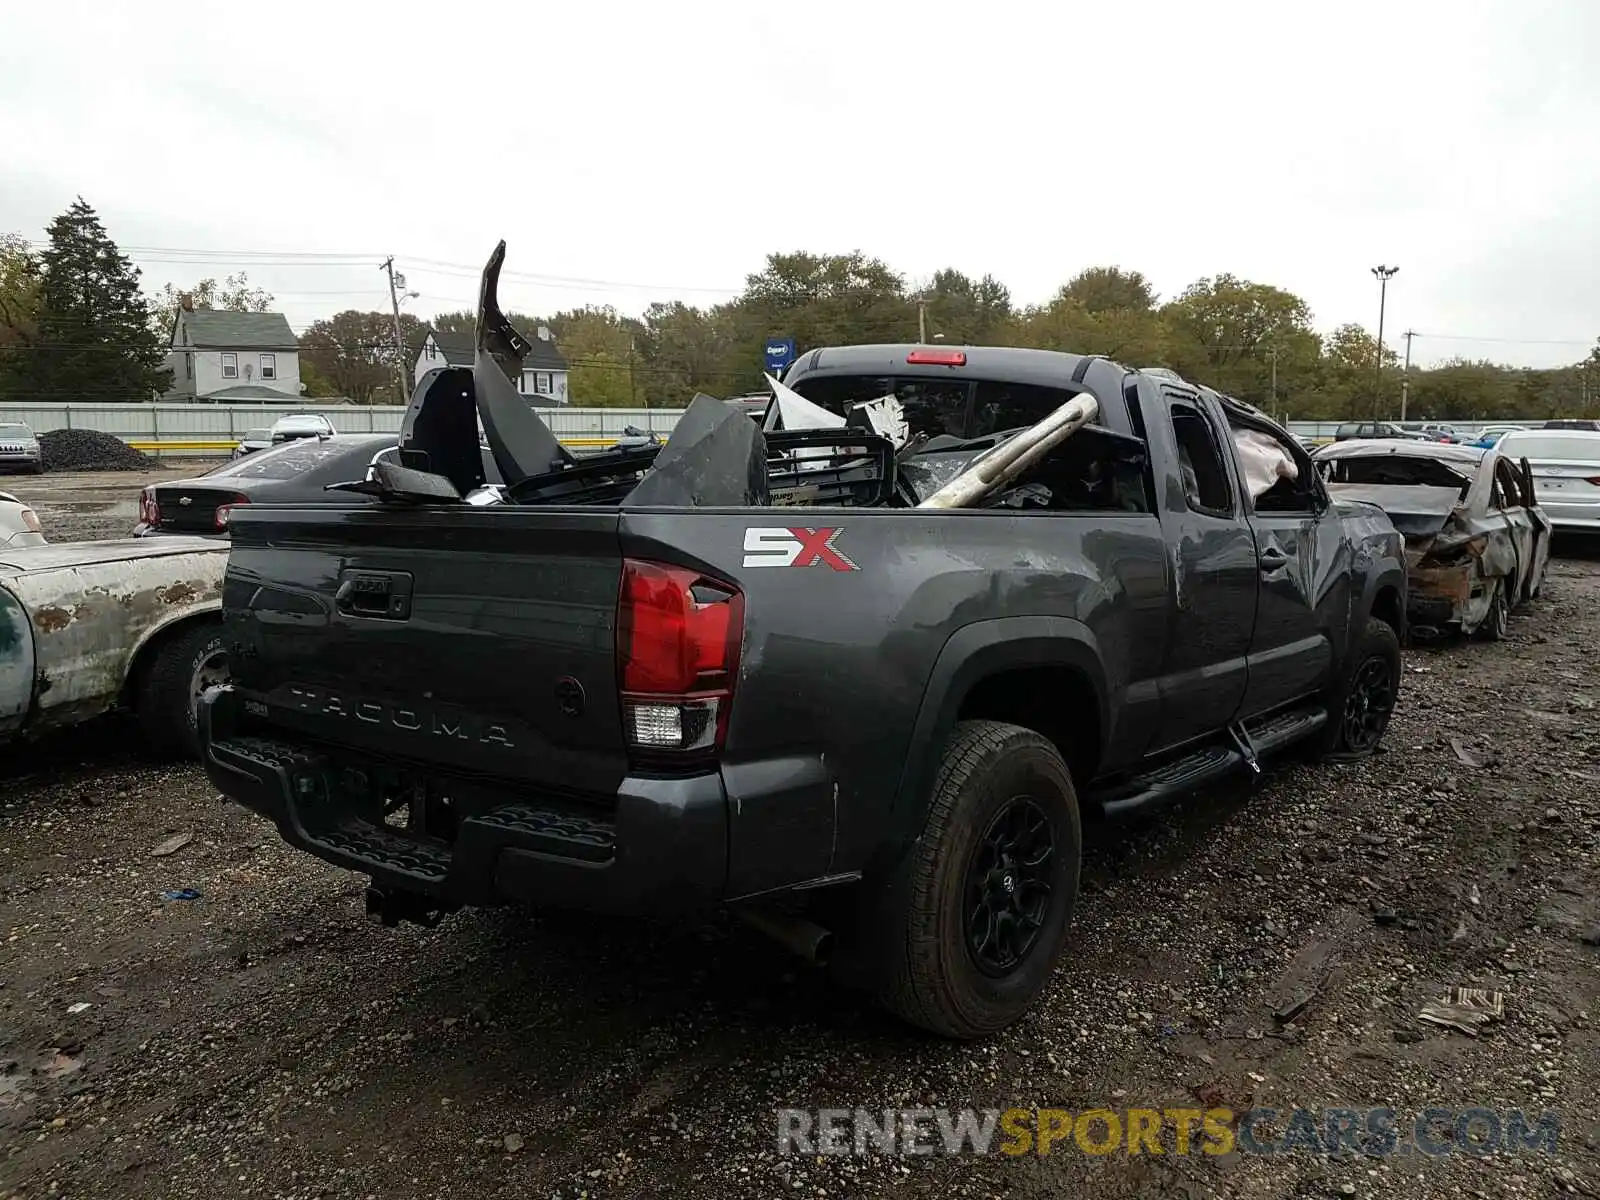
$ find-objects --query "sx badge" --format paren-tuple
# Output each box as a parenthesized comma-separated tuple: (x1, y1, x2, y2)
(742, 527, 860, 572)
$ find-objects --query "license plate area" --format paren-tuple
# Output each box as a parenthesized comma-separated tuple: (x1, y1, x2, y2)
(326, 760, 462, 846)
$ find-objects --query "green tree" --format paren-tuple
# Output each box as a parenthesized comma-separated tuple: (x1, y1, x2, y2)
(0, 198, 171, 402)
(915, 269, 1013, 345)
(298, 309, 422, 404)
(1160, 274, 1321, 412)
(151, 272, 274, 332)
(1057, 266, 1157, 314)
(1313, 324, 1400, 418)
(739, 251, 911, 356)
(634, 300, 740, 407)
(546, 306, 642, 407)
(0, 233, 41, 353)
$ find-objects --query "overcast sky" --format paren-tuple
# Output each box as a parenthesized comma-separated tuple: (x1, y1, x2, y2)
(3, 0, 1596, 369)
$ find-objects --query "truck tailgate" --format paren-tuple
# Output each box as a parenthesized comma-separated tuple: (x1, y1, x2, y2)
(222, 505, 629, 796)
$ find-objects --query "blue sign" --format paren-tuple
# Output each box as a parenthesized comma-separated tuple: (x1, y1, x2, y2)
(764, 337, 797, 374)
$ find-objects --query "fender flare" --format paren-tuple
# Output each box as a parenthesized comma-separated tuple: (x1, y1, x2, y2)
(886, 615, 1108, 850)
(121, 600, 224, 699)
(1356, 562, 1409, 646)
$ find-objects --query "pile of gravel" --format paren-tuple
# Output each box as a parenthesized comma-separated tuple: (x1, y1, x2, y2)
(38, 429, 156, 472)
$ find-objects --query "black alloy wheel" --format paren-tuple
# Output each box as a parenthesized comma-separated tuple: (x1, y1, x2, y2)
(1340, 655, 1395, 754)
(964, 795, 1055, 977)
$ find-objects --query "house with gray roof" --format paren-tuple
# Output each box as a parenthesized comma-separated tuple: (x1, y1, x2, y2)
(163, 305, 303, 402)
(413, 324, 570, 406)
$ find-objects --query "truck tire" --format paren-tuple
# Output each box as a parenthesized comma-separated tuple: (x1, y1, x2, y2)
(1313, 617, 1400, 760)
(870, 720, 1081, 1040)
(135, 620, 227, 759)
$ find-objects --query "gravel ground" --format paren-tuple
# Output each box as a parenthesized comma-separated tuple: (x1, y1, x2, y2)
(3, 504, 1599, 1198)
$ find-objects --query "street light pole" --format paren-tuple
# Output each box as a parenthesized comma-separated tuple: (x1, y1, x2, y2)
(1371, 265, 1398, 416)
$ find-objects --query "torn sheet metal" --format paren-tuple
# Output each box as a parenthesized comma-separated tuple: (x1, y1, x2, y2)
(1232, 427, 1299, 501)
(1326, 484, 1463, 539)
(846, 395, 910, 450)
(473, 242, 576, 487)
(764, 374, 845, 432)
(626, 393, 770, 507)
(917, 392, 1100, 509)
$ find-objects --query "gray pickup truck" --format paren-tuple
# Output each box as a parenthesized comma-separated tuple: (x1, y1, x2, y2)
(200, 245, 1407, 1039)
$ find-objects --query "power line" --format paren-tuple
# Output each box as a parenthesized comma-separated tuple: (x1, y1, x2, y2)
(13, 239, 744, 296)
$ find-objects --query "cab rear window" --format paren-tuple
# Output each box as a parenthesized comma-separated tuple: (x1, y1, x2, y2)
(789, 375, 1080, 440)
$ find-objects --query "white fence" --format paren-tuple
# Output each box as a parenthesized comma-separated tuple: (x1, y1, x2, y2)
(0, 401, 687, 455)
(0, 401, 1551, 458)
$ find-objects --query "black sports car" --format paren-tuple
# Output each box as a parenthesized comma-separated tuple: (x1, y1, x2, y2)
(135, 434, 517, 537)
(134, 435, 400, 537)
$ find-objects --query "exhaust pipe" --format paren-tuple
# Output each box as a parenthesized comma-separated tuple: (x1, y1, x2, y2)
(917, 392, 1100, 509)
(736, 907, 834, 966)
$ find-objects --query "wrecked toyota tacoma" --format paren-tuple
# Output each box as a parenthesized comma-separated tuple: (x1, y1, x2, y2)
(199, 243, 1408, 1040)
(1314, 438, 1550, 640)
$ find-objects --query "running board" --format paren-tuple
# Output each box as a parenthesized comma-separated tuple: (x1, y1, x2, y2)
(1090, 706, 1327, 818)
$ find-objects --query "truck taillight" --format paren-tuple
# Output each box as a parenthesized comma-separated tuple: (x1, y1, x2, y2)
(215, 495, 249, 529)
(139, 487, 160, 526)
(617, 559, 743, 758)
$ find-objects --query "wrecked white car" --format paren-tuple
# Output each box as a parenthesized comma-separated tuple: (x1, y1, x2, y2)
(0, 490, 45, 550)
(1, 537, 229, 755)
(1314, 438, 1550, 639)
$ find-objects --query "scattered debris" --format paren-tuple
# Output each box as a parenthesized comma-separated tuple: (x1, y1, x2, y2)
(160, 889, 201, 902)
(1417, 986, 1505, 1035)
(149, 832, 194, 858)
(1450, 737, 1483, 768)
(66, 1002, 91, 1015)
(503, 1132, 524, 1154)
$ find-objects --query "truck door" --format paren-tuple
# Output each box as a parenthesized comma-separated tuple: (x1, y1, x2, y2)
(1149, 398, 1258, 751)
(1225, 413, 1343, 718)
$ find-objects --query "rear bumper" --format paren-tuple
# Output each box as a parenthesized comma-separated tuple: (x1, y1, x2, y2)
(1542, 500, 1600, 532)
(200, 684, 727, 915)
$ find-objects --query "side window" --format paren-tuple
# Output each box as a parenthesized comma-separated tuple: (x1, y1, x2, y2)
(1229, 420, 1320, 514)
(1169, 403, 1233, 515)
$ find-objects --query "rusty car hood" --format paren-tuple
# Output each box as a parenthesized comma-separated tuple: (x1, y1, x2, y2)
(1326, 484, 1463, 538)
(0, 535, 228, 575)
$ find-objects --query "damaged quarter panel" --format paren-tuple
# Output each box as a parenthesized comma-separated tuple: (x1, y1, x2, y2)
(617, 505, 1171, 895)
(0, 538, 227, 736)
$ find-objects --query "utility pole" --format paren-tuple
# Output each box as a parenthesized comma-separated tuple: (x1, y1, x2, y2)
(1400, 330, 1415, 421)
(1268, 346, 1278, 412)
(917, 298, 929, 344)
(379, 256, 409, 404)
(1371, 265, 1399, 417)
